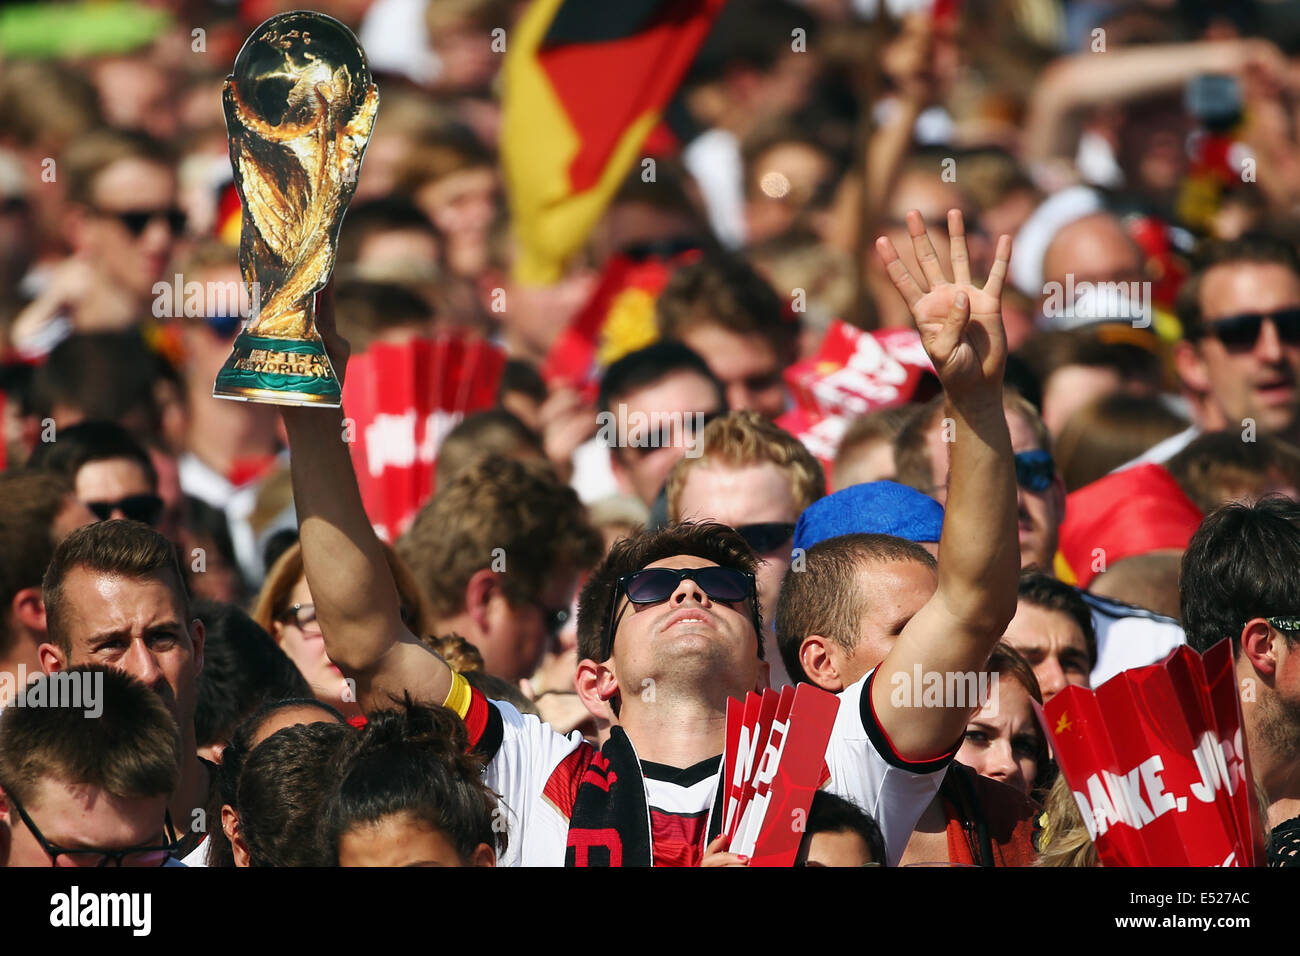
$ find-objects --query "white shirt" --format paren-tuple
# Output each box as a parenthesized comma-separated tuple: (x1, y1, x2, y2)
(178, 836, 210, 868)
(1083, 592, 1187, 686)
(177, 451, 297, 584)
(569, 435, 621, 504)
(683, 129, 746, 249)
(481, 667, 949, 866)
(1111, 425, 1202, 473)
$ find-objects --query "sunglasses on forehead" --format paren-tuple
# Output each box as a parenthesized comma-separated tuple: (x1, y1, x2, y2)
(602, 565, 759, 660)
(1203, 309, 1300, 350)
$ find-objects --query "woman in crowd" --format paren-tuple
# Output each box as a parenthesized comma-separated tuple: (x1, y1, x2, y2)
(957, 642, 1054, 800)
(252, 540, 436, 724)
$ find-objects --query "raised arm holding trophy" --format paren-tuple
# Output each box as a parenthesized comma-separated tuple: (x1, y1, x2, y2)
(213, 10, 378, 407)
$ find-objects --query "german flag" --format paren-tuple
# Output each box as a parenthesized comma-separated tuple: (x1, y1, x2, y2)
(502, 0, 726, 284)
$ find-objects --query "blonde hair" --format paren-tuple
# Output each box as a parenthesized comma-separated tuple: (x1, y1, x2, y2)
(666, 410, 825, 521)
(1035, 774, 1100, 868)
(252, 540, 437, 646)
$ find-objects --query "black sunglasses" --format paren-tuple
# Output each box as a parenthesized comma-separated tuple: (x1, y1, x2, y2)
(98, 207, 187, 238)
(602, 566, 758, 660)
(1204, 309, 1300, 350)
(735, 522, 796, 553)
(85, 494, 165, 526)
(7, 790, 179, 867)
(1014, 450, 1055, 493)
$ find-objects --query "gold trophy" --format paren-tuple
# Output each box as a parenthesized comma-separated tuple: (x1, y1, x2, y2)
(213, 10, 379, 407)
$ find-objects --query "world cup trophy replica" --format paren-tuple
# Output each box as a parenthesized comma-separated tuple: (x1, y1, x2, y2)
(213, 11, 379, 407)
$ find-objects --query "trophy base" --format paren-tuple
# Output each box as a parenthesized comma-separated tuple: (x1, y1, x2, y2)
(213, 332, 342, 408)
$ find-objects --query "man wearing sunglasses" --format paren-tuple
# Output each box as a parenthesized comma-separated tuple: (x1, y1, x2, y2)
(26, 420, 167, 529)
(896, 390, 1065, 573)
(665, 410, 825, 686)
(282, 209, 1020, 865)
(0, 666, 183, 867)
(591, 341, 727, 508)
(1172, 234, 1300, 454)
(10, 129, 182, 358)
(172, 241, 291, 585)
(1181, 498, 1300, 866)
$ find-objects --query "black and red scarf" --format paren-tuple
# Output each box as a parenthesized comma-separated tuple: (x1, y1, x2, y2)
(563, 727, 725, 867)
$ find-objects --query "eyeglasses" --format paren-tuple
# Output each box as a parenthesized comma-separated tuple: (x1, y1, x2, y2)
(6, 790, 179, 867)
(85, 494, 165, 526)
(602, 566, 758, 660)
(735, 522, 796, 554)
(278, 602, 321, 635)
(1014, 450, 1055, 493)
(1204, 309, 1300, 351)
(97, 207, 187, 238)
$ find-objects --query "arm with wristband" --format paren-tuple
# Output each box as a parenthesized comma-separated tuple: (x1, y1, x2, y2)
(279, 285, 461, 715)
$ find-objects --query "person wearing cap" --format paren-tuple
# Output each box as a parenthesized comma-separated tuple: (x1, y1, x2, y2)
(792, 479, 944, 558)
(775, 483, 1040, 866)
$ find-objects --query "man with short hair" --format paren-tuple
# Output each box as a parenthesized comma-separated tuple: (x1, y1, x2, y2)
(1180, 497, 1300, 864)
(585, 340, 726, 507)
(832, 406, 914, 491)
(396, 455, 603, 682)
(0, 471, 96, 707)
(283, 208, 1022, 866)
(666, 410, 825, 685)
(1172, 235, 1300, 450)
(655, 253, 796, 419)
(775, 535, 1040, 865)
(0, 665, 183, 867)
(26, 420, 164, 527)
(1038, 211, 1146, 331)
(894, 389, 1065, 572)
(1001, 571, 1096, 702)
(36, 519, 209, 854)
(170, 240, 293, 585)
(10, 129, 182, 357)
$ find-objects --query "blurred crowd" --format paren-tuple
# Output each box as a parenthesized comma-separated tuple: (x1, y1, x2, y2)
(1, 0, 1300, 869)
